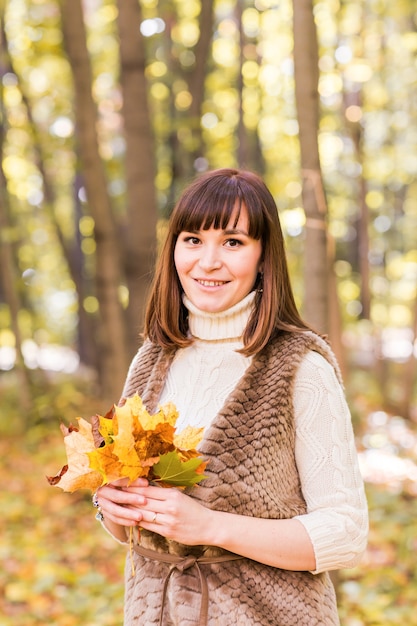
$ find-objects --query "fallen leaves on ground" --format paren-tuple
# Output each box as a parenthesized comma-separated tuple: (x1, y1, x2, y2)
(0, 431, 125, 626)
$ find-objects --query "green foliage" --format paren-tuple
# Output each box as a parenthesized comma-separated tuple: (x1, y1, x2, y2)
(153, 450, 206, 487)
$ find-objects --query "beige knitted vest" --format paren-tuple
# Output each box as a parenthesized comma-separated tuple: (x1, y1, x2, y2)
(122, 330, 341, 626)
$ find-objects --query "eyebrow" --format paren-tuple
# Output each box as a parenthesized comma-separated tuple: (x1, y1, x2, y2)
(224, 229, 248, 236)
(183, 227, 249, 236)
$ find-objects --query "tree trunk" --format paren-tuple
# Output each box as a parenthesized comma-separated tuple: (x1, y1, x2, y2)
(60, 0, 128, 404)
(401, 281, 417, 420)
(1, 20, 97, 371)
(236, 0, 248, 167)
(187, 0, 214, 170)
(293, 0, 331, 335)
(346, 92, 371, 320)
(327, 234, 346, 376)
(166, 0, 215, 204)
(294, 9, 344, 594)
(234, 3, 264, 173)
(0, 17, 32, 413)
(0, 198, 32, 415)
(116, 0, 157, 356)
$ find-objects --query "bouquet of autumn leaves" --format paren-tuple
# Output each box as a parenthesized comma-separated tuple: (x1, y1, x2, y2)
(47, 393, 207, 493)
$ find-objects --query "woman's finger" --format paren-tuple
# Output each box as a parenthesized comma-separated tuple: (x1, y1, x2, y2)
(94, 485, 148, 525)
(99, 484, 147, 506)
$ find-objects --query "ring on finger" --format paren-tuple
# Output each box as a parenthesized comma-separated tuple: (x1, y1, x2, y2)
(151, 512, 158, 523)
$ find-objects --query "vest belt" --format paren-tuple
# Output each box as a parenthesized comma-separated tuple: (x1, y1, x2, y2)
(132, 543, 244, 626)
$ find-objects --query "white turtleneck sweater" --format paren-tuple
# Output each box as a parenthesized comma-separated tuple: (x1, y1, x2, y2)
(154, 292, 368, 574)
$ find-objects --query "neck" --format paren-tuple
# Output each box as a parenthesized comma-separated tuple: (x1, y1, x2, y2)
(183, 291, 256, 341)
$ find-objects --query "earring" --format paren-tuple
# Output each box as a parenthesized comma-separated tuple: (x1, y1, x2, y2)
(257, 272, 263, 293)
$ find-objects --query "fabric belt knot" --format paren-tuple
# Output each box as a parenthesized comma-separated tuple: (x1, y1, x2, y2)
(174, 554, 198, 573)
(133, 543, 243, 626)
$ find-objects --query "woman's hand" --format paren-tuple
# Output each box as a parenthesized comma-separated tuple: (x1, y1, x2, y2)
(122, 482, 214, 546)
(96, 478, 149, 527)
(96, 479, 214, 546)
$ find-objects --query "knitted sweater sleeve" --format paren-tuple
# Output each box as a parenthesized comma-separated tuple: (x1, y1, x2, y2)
(293, 351, 368, 574)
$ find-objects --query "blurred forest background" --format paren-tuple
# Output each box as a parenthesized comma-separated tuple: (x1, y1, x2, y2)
(1, 0, 417, 624)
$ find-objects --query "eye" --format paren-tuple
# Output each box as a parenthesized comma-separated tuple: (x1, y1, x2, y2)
(225, 238, 242, 248)
(183, 235, 201, 245)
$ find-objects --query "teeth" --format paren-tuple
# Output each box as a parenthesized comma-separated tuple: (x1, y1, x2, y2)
(198, 280, 225, 287)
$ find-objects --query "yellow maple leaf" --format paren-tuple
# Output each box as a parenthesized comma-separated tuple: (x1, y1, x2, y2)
(97, 413, 115, 442)
(116, 394, 145, 420)
(174, 425, 205, 453)
(47, 418, 103, 493)
(88, 441, 129, 483)
(158, 402, 179, 426)
(119, 396, 178, 431)
(111, 404, 144, 482)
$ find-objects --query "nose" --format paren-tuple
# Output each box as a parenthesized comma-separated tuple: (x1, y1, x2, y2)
(198, 245, 222, 271)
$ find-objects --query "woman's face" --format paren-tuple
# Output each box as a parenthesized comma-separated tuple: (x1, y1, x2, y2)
(174, 205, 263, 313)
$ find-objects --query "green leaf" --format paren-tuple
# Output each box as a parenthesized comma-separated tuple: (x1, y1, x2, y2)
(152, 451, 206, 487)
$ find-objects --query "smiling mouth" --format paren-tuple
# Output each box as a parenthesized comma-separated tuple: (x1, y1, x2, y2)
(195, 279, 228, 287)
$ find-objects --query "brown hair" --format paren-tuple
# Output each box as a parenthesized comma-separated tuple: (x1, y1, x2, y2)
(144, 168, 311, 355)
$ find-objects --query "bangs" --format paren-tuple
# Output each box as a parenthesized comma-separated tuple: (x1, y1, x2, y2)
(176, 194, 244, 233)
(171, 173, 266, 240)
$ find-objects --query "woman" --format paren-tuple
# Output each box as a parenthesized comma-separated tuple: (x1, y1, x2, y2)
(95, 169, 368, 625)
